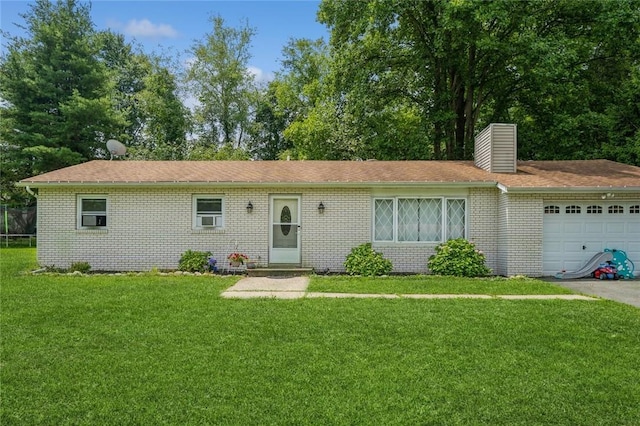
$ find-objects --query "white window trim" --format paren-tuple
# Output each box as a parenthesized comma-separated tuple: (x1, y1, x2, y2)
(446, 198, 468, 241)
(77, 194, 108, 230)
(192, 195, 225, 230)
(374, 198, 395, 242)
(372, 197, 467, 244)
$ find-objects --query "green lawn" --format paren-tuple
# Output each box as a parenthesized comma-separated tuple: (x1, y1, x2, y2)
(308, 274, 576, 295)
(2, 248, 640, 425)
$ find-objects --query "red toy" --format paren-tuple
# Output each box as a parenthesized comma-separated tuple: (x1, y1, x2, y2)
(591, 262, 619, 280)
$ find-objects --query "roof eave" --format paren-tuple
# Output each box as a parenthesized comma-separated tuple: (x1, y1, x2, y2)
(17, 180, 499, 189)
(498, 184, 640, 194)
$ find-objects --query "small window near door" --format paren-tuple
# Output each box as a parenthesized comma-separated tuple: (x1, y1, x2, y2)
(565, 205, 581, 214)
(587, 205, 602, 214)
(608, 205, 624, 214)
(544, 205, 560, 214)
(631, 205, 640, 214)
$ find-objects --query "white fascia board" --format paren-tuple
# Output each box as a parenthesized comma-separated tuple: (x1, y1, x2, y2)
(17, 181, 500, 189)
(498, 184, 640, 194)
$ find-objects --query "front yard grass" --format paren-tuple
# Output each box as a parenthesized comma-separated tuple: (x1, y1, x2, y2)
(2, 248, 640, 425)
(308, 274, 576, 295)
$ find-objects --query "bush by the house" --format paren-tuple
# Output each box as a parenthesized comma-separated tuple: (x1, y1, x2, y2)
(69, 261, 91, 274)
(178, 250, 212, 273)
(344, 243, 393, 276)
(428, 238, 491, 277)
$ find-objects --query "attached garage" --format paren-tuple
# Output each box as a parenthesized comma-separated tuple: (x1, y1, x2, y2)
(543, 201, 640, 276)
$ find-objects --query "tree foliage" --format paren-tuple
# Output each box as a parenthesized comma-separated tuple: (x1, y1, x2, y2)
(2, 0, 639, 206)
(0, 0, 191, 205)
(186, 15, 257, 148)
(247, 82, 290, 160)
(317, 0, 640, 163)
(0, 0, 125, 204)
(96, 32, 190, 160)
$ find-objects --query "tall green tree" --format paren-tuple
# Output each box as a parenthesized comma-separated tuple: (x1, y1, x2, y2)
(318, 0, 640, 162)
(186, 15, 256, 149)
(511, 0, 640, 165)
(318, 0, 535, 159)
(132, 58, 190, 160)
(247, 82, 290, 159)
(0, 0, 125, 204)
(97, 32, 190, 160)
(251, 38, 334, 159)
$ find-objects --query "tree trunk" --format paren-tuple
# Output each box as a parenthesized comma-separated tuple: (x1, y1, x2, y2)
(454, 82, 466, 160)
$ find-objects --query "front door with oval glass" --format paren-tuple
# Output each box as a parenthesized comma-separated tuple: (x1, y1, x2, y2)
(270, 196, 301, 264)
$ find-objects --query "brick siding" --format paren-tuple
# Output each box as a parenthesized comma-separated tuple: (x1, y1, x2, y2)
(36, 186, 372, 272)
(36, 186, 583, 276)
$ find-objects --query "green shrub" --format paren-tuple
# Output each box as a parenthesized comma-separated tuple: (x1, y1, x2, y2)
(178, 250, 212, 273)
(428, 238, 491, 277)
(344, 243, 393, 276)
(69, 261, 91, 274)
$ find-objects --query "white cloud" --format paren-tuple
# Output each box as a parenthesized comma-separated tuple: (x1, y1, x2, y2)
(122, 19, 178, 39)
(247, 66, 274, 84)
(181, 93, 200, 112)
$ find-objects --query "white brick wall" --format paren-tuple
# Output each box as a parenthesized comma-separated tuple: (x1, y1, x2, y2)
(36, 186, 372, 272)
(495, 193, 544, 276)
(468, 188, 499, 274)
(36, 185, 572, 276)
(496, 192, 509, 276)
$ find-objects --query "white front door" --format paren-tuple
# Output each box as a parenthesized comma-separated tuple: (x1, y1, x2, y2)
(270, 195, 301, 264)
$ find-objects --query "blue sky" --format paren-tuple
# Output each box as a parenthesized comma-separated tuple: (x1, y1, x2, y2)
(1, 0, 329, 81)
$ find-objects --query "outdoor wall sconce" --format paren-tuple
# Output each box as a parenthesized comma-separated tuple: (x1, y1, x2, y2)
(318, 202, 325, 214)
(246, 201, 253, 213)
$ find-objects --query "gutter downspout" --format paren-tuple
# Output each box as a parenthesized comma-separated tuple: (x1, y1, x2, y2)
(25, 186, 37, 198)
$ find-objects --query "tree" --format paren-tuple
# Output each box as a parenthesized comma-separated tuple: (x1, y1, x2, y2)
(247, 38, 331, 159)
(186, 15, 256, 148)
(0, 0, 125, 204)
(318, 0, 640, 162)
(133, 58, 190, 160)
(186, 144, 250, 160)
(247, 82, 290, 160)
(511, 0, 640, 165)
(97, 32, 190, 160)
(318, 0, 533, 159)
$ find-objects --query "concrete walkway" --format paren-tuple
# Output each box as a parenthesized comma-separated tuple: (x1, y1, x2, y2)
(221, 276, 599, 301)
(221, 276, 309, 299)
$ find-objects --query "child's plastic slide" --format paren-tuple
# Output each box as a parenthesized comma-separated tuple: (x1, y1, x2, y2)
(554, 251, 613, 279)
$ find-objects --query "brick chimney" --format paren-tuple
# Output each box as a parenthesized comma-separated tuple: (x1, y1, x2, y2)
(474, 123, 517, 173)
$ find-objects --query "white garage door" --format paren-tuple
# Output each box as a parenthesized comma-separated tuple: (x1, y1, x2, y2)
(543, 201, 640, 276)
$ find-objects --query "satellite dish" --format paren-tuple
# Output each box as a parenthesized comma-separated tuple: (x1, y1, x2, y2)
(106, 139, 127, 160)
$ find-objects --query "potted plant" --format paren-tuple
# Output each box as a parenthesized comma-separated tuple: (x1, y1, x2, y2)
(227, 252, 249, 267)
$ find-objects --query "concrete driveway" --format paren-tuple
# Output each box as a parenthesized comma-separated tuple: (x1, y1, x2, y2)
(547, 278, 640, 308)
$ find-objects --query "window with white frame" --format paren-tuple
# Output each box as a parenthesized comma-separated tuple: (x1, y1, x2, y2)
(77, 195, 107, 229)
(373, 197, 466, 243)
(193, 195, 224, 228)
(446, 199, 466, 240)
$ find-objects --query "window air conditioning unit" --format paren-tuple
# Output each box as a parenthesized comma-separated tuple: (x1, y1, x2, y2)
(198, 215, 221, 227)
(82, 214, 107, 227)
